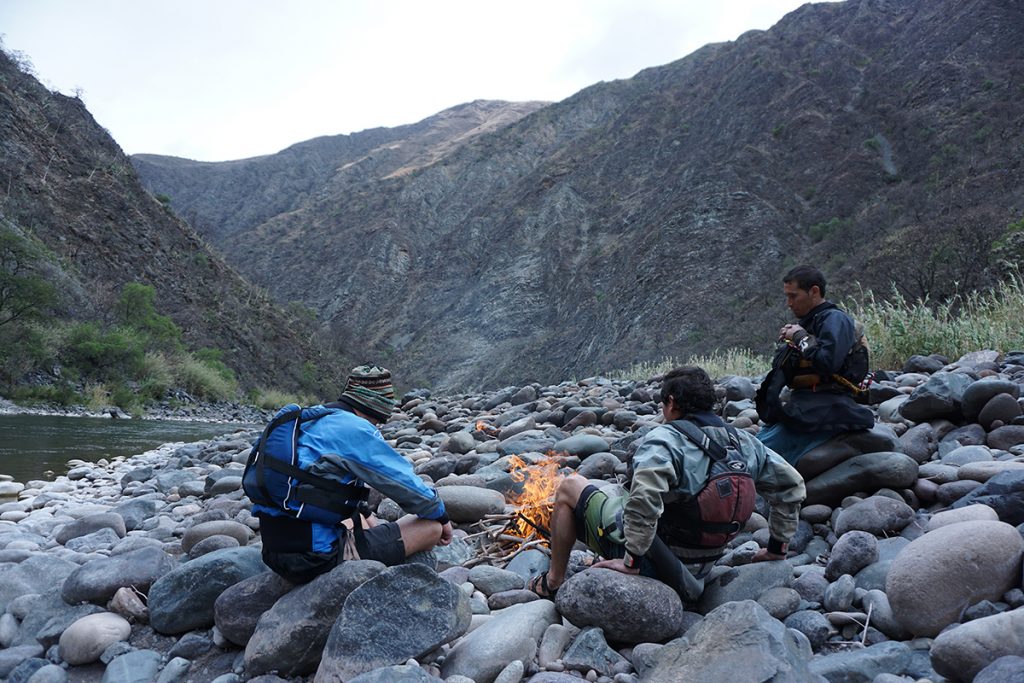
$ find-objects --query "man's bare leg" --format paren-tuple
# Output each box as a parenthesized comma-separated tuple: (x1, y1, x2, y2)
(544, 474, 591, 590)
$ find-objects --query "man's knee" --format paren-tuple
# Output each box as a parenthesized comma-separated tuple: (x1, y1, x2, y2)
(555, 474, 590, 508)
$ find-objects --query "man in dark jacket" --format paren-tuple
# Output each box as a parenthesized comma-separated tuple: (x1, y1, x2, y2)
(756, 266, 874, 469)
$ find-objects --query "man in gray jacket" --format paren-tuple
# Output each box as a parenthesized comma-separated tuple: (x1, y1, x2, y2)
(530, 366, 806, 602)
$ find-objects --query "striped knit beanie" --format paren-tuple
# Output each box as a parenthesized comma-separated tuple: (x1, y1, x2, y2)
(340, 365, 397, 422)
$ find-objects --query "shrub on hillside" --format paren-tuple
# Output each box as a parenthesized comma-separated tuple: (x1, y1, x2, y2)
(63, 323, 145, 380)
(176, 355, 237, 401)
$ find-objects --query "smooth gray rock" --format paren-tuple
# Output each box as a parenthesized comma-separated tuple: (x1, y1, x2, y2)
(942, 444, 995, 467)
(834, 496, 915, 537)
(436, 486, 506, 523)
(698, 561, 793, 614)
(886, 521, 1024, 636)
(441, 600, 559, 683)
(551, 434, 609, 458)
(55, 513, 126, 545)
(189, 534, 241, 558)
(979, 393, 1023, 429)
(808, 641, 913, 682)
(497, 432, 556, 456)
(65, 527, 121, 553)
(804, 453, 918, 507)
(757, 586, 802, 620)
(245, 560, 386, 677)
(214, 570, 294, 646)
(100, 649, 163, 683)
(898, 423, 937, 463)
(314, 563, 471, 683)
(61, 545, 176, 606)
(468, 565, 525, 596)
(180, 520, 251, 554)
(926, 504, 999, 531)
(799, 425, 903, 479)
(148, 547, 266, 635)
(962, 378, 1020, 421)
(987, 425, 1024, 451)
(58, 612, 131, 665)
(556, 568, 683, 643)
(23, 663, 67, 683)
(826, 531, 878, 581)
(643, 600, 824, 683)
(931, 608, 1024, 681)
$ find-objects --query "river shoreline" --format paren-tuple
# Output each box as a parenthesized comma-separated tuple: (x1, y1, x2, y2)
(0, 397, 272, 426)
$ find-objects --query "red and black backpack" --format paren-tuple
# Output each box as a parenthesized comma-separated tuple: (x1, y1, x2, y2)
(658, 419, 757, 558)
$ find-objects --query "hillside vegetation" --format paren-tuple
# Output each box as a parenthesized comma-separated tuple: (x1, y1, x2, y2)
(134, 0, 1024, 392)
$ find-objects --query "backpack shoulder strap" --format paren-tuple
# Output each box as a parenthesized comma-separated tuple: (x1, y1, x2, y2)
(668, 419, 728, 462)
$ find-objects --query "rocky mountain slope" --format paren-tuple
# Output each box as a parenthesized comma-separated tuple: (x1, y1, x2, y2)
(0, 48, 341, 392)
(134, 0, 1024, 391)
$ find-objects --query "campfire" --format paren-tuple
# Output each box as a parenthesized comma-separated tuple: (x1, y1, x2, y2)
(463, 454, 565, 567)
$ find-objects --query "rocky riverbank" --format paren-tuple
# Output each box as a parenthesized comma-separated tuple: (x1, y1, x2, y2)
(0, 397, 272, 425)
(1, 351, 1023, 682)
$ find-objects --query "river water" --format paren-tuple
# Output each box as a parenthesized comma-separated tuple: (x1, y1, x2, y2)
(0, 414, 254, 484)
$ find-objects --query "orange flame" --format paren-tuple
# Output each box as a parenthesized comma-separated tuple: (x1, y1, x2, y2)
(506, 455, 564, 541)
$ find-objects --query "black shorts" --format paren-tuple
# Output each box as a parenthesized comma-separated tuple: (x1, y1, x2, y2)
(259, 515, 406, 584)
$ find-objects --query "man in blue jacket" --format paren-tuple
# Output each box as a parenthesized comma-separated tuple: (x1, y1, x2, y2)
(756, 266, 874, 469)
(252, 365, 452, 583)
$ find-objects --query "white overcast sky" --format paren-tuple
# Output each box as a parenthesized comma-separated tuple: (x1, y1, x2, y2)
(1, 0, 816, 162)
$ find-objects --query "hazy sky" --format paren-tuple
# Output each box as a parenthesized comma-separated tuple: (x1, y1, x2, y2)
(1, 0, 816, 162)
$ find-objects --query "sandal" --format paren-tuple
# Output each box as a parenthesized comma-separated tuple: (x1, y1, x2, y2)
(528, 571, 559, 599)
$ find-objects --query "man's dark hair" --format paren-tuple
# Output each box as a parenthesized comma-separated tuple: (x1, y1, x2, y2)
(660, 366, 716, 414)
(783, 265, 827, 297)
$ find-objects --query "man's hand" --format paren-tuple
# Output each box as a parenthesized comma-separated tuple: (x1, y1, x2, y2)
(751, 548, 785, 563)
(779, 323, 804, 342)
(438, 521, 453, 546)
(592, 558, 640, 575)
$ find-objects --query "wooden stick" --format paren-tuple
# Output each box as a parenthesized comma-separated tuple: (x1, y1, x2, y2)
(861, 603, 873, 646)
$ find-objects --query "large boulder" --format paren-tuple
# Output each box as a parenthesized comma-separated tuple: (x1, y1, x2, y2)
(54, 513, 126, 545)
(436, 486, 507, 523)
(551, 434, 609, 458)
(803, 453, 918, 506)
(441, 600, 559, 683)
(899, 372, 974, 422)
(245, 560, 385, 677)
(214, 571, 295, 647)
(554, 569, 683, 643)
(57, 612, 131, 665)
(834, 495, 915, 537)
(698, 561, 793, 614)
(798, 425, 902, 479)
(314, 563, 471, 682)
(886, 521, 1024, 636)
(961, 378, 1020, 422)
(148, 547, 266, 635)
(61, 546, 176, 606)
(931, 608, 1024, 682)
(642, 600, 824, 683)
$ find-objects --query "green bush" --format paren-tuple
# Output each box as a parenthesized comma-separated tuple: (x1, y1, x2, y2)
(64, 323, 145, 380)
(175, 355, 237, 400)
(116, 282, 182, 350)
(11, 382, 81, 406)
(249, 387, 312, 410)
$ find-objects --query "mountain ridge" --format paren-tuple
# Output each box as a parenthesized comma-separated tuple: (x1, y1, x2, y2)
(133, 0, 1024, 391)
